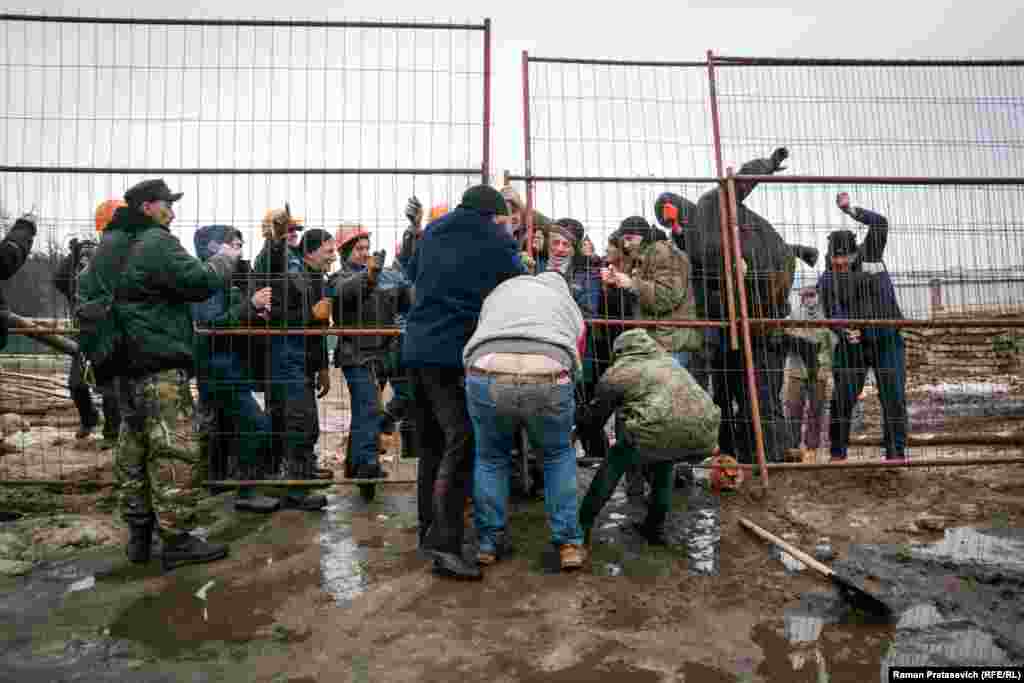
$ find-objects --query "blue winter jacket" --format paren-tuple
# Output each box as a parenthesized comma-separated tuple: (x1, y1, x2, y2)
(401, 207, 525, 369)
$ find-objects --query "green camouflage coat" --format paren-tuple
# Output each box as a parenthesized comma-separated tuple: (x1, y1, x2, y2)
(626, 239, 702, 353)
(578, 329, 720, 462)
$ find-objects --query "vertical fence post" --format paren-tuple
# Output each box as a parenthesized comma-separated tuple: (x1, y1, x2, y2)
(481, 18, 492, 184)
(726, 167, 771, 490)
(706, 50, 739, 351)
(522, 50, 535, 259)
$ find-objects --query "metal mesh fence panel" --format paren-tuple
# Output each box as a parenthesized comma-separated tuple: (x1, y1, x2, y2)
(0, 13, 491, 485)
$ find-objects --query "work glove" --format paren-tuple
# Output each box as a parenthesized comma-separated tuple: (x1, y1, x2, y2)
(311, 298, 332, 323)
(770, 147, 789, 173)
(405, 196, 424, 231)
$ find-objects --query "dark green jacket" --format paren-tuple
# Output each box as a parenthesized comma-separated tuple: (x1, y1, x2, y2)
(0, 218, 37, 351)
(79, 206, 236, 378)
(578, 329, 720, 462)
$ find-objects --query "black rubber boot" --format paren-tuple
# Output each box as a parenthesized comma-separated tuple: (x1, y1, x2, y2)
(126, 513, 155, 564)
(281, 492, 328, 511)
(632, 510, 669, 546)
(399, 421, 417, 460)
(161, 533, 229, 571)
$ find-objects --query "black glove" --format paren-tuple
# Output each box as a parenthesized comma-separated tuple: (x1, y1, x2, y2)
(770, 147, 789, 173)
(405, 196, 423, 229)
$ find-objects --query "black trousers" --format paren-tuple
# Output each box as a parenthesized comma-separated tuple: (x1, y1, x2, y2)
(407, 367, 475, 554)
(715, 334, 787, 464)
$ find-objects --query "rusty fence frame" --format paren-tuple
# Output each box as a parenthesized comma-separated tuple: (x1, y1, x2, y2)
(0, 12, 494, 487)
(509, 51, 1024, 492)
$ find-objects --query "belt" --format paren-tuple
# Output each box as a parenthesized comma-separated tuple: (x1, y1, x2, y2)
(467, 366, 570, 384)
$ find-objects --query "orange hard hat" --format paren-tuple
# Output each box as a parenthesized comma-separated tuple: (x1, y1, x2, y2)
(429, 203, 449, 222)
(95, 199, 126, 232)
(336, 223, 370, 248)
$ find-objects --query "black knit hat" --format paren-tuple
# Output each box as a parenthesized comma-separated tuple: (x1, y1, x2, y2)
(301, 228, 335, 256)
(828, 230, 858, 258)
(459, 185, 509, 216)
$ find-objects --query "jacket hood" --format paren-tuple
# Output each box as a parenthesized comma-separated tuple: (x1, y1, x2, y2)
(104, 206, 160, 236)
(654, 193, 698, 230)
(193, 225, 236, 262)
(612, 328, 662, 359)
(535, 270, 571, 296)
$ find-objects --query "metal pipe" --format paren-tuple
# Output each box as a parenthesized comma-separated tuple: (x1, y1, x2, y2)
(522, 50, 536, 262)
(712, 55, 1024, 68)
(690, 456, 1024, 471)
(204, 479, 416, 487)
(747, 318, 1024, 329)
(850, 432, 1024, 448)
(726, 169, 771, 491)
(0, 14, 488, 30)
(505, 174, 720, 184)
(194, 327, 402, 336)
(730, 175, 1024, 186)
(481, 18, 492, 185)
(19, 314, 1024, 337)
(525, 56, 707, 68)
(0, 166, 483, 176)
(1, 312, 78, 355)
(707, 50, 739, 351)
(585, 319, 727, 329)
(503, 174, 1024, 186)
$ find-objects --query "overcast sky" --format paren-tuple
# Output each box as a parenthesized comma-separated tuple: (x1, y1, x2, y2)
(2, 0, 1023, 305)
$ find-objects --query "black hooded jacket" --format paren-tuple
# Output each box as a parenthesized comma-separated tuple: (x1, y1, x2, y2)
(0, 218, 37, 351)
(654, 192, 698, 255)
(690, 155, 794, 321)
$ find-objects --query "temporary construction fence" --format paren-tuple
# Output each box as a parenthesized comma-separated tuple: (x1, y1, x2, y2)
(0, 12, 492, 485)
(509, 52, 1024, 487)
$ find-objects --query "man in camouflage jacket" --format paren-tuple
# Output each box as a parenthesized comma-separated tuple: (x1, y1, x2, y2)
(576, 329, 720, 545)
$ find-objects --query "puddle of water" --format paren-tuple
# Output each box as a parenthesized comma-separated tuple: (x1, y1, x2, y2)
(912, 527, 1024, 572)
(918, 382, 1010, 395)
(770, 596, 1020, 682)
(686, 507, 719, 576)
(318, 492, 418, 605)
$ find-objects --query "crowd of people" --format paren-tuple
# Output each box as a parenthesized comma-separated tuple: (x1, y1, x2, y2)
(0, 145, 908, 578)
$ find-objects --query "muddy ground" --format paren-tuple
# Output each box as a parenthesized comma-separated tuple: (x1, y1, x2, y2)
(0, 369, 1022, 682)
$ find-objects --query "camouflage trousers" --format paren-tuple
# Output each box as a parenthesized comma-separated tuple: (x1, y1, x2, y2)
(114, 370, 200, 536)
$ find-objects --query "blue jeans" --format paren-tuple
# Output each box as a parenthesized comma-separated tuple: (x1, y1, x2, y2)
(342, 365, 381, 468)
(466, 374, 582, 551)
(268, 335, 319, 477)
(201, 351, 272, 470)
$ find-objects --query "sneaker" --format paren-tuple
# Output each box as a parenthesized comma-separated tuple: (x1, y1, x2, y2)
(313, 468, 335, 480)
(161, 534, 228, 571)
(559, 544, 586, 571)
(830, 454, 847, 463)
(428, 549, 483, 581)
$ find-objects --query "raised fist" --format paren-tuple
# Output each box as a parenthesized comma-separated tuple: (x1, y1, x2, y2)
(405, 196, 423, 229)
(770, 147, 789, 172)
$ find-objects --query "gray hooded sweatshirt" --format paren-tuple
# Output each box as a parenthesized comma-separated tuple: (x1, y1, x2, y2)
(463, 271, 585, 372)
